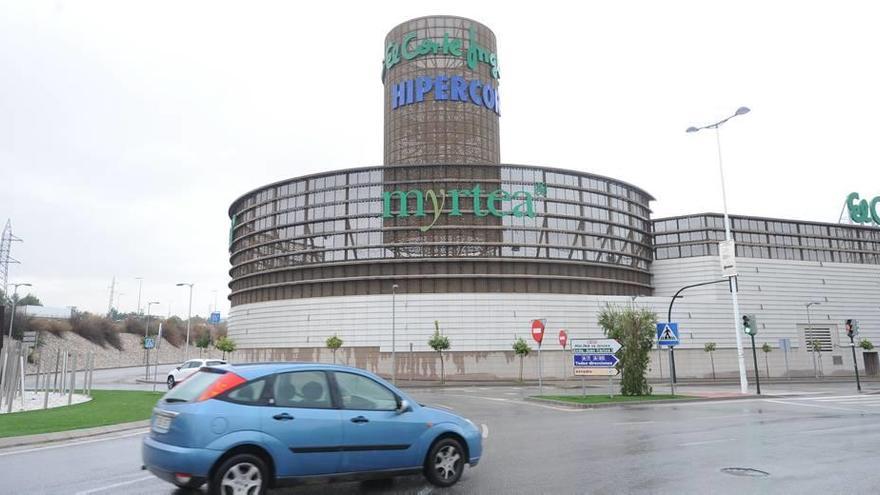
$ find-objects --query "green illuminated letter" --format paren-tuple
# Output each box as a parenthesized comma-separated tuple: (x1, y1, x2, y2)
(487, 189, 509, 217)
(510, 191, 535, 218)
(383, 189, 425, 218)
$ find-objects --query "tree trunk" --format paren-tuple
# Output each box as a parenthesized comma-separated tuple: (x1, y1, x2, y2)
(332, 350, 336, 364)
(710, 352, 716, 380)
(519, 355, 524, 383)
(439, 353, 445, 384)
(764, 354, 770, 378)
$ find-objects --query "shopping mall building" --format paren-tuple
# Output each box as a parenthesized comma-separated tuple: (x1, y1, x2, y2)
(227, 16, 880, 382)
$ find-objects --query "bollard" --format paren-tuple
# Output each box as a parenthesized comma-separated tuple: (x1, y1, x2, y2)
(68, 353, 77, 406)
(60, 352, 67, 396)
(53, 349, 60, 394)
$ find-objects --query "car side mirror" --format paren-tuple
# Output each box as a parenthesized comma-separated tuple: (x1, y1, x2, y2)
(397, 399, 412, 414)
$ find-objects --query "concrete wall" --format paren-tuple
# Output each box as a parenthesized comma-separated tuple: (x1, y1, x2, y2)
(24, 332, 225, 373)
(228, 255, 880, 379)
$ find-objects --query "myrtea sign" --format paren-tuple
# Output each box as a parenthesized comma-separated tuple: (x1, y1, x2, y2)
(382, 183, 542, 232)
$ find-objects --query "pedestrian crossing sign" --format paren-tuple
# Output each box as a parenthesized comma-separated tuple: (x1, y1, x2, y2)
(656, 323, 680, 347)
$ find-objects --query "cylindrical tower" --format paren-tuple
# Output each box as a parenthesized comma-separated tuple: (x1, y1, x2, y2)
(382, 16, 501, 165)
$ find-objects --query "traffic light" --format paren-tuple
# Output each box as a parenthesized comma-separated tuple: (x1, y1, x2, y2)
(742, 314, 758, 336)
(845, 319, 859, 339)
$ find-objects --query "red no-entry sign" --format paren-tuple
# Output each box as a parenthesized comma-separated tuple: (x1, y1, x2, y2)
(531, 320, 545, 344)
(558, 329, 568, 348)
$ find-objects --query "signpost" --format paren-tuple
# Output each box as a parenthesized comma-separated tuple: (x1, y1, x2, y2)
(719, 240, 737, 277)
(656, 323, 679, 395)
(144, 337, 155, 350)
(531, 320, 545, 395)
(209, 312, 221, 324)
(571, 338, 621, 398)
(558, 330, 568, 381)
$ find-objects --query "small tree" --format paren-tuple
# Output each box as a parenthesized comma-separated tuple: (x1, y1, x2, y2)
(761, 343, 772, 378)
(598, 305, 656, 396)
(512, 337, 532, 383)
(811, 339, 824, 377)
(326, 335, 343, 363)
(704, 342, 717, 380)
(214, 336, 237, 360)
(860, 339, 874, 351)
(195, 333, 212, 357)
(428, 320, 451, 384)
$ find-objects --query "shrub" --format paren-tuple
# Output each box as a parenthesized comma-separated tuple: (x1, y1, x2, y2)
(598, 305, 656, 396)
(69, 313, 123, 350)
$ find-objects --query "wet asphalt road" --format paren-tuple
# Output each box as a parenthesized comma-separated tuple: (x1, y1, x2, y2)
(2, 384, 880, 494)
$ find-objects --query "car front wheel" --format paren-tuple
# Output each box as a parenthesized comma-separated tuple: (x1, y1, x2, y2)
(424, 437, 465, 487)
(166, 376, 175, 389)
(209, 453, 269, 495)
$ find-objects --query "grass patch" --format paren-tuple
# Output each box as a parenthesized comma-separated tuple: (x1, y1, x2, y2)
(0, 390, 163, 438)
(534, 394, 691, 405)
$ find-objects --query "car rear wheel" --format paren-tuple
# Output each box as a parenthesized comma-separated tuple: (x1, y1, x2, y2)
(166, 376, 175, 389)
(209, 453, 269, 495)
(424, 437, 465, 487)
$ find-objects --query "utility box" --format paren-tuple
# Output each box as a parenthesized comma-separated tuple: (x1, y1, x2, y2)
(864, 352, 879, 376)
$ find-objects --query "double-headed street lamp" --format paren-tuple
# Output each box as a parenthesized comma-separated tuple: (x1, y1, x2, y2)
(686, 106, 751, 394)
(7, 282, 32, 338)
(176, 283, 194, 360)
(392, 283, 399, 385)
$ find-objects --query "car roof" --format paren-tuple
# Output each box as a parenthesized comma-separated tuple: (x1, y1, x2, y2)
(227, 362, 383, 381)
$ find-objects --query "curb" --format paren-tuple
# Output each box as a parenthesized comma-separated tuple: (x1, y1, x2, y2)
(524, 394, 769, 409)
(0, 420, 150, 450)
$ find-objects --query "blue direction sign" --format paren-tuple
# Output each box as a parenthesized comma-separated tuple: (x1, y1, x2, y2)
(656, 322, 680, 347)
(573, 353, 619, 367)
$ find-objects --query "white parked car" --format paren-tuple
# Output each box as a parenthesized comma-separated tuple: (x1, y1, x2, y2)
(166, 359, 227, 389)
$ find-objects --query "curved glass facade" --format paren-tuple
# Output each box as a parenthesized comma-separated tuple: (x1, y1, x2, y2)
(228, 164, 654, 306)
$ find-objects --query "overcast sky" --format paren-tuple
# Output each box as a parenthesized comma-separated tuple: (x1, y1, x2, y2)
(2, 1, 879, 316)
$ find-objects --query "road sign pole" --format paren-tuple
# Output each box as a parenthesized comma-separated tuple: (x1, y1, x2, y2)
(668, 347, 675, 396)
(670, 347, 677, 383)
(751, 333, 761, 395)
(850, 335, 862, 392)
(538, 343, 543, 396)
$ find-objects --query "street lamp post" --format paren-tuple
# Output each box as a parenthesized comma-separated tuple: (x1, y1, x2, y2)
(135, 277, 144, 315)
(7, 283, 32, 339)
(176, 283, 194, 360)
(806, 302, 821, 378)
(145, 301, 159, 380)
(686, 106, 751, 394)
(392, 284, 398, 385)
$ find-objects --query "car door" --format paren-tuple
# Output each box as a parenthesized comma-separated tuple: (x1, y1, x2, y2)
(332, 371, 427, 473)
(260, 370, 344, 477)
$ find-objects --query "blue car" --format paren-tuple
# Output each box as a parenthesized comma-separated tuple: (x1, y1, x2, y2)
(142, 363, 482, 494)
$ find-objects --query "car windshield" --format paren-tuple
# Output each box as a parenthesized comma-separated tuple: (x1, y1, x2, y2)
(162, 371, 222, 403)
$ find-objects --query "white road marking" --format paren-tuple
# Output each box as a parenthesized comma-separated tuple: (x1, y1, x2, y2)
(613, 420, 656, 425)
(678, 438, 735, 447)
(444, 393, 582, 412)
(764, 399, 866, 413)
(74, 475, 156, 495)
(0, 429, 149, 457)
(432, 403, 454, 410)
(417, 486, 434, 495)
(481, 423, 489, 439)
